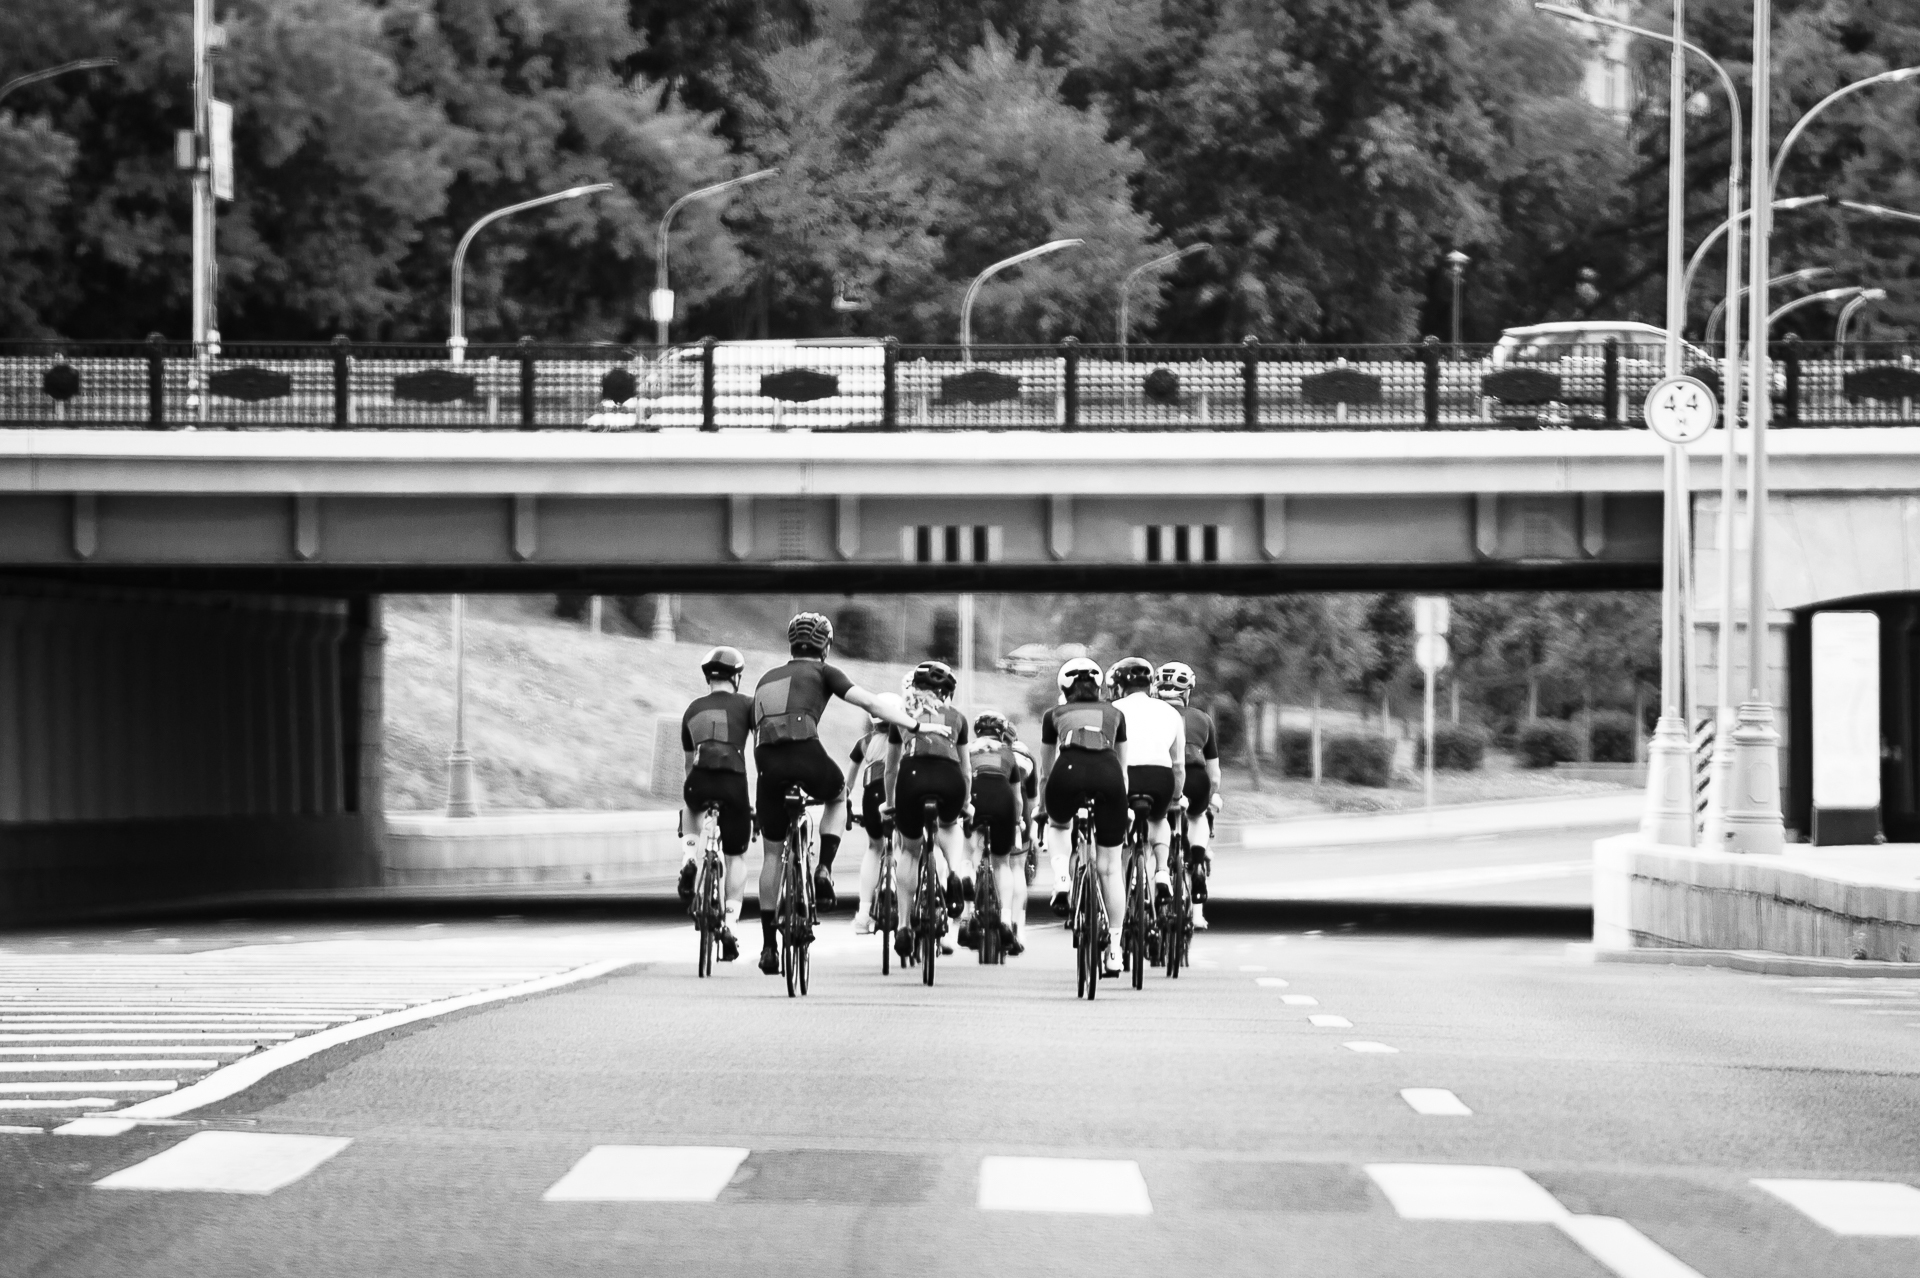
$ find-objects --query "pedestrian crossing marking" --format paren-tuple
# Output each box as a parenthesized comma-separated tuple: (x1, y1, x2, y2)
(977, 1156, 1152, 1215)
(95, 1131, 350, 1195)
(1309, 1014, 1353, 1028)
(1754, 1178, 1920, 1236)
(1558, 1214, 1707, 1278)
(1343, 1041, 1398, 1053)
(54, 1117, 139, 1136)
(1366, 1163, 1566, 1222)
(1400, 1089, 1472, 1116)
(1279, 993, 1317, 1005)
(543, 1145, 749, 1202)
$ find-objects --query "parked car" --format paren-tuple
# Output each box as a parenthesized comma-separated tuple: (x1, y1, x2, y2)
(996, 641, 1087, 676)
(1488, 322, 1723, 423)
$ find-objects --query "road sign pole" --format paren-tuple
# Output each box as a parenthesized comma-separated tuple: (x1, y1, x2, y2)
(1423, 660, 1436, 809)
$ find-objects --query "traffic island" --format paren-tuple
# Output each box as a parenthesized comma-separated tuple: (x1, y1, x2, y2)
(1593, 834, 1920, 963)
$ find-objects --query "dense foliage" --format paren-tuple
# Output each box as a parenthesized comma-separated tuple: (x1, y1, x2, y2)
(14, 0, 1907, 344)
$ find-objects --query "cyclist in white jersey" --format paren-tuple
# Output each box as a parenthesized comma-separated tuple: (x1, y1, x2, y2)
(1155, 660, 1222, 929)
(1107, 657, 1186, 902)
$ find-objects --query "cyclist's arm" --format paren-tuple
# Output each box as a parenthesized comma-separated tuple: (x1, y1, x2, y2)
(1115, 737, 1128, 774)
(1169, 720, 1187, 799)
(884, 736, 902, 810)
(842, 750, 862, 800)
(843, 684, 945, 735)
(1038, 741, 1056, 793)
(1207, 758, 1223, 811)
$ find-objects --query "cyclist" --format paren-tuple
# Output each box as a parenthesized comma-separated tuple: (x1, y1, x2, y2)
(1108, 656, 1187, 907)
(845, 713, 892, 935)
(752, 612, 943, 976)
(885, 661, 972, 967)
(1039, 656, 1129, 976)
(1011, 735, 1040, 879)
(1156, 660, 1222, 929)
(675, 646, 753, 962)
(965, 710, 1033, 956)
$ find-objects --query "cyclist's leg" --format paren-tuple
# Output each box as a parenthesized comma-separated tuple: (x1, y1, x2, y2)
(1041, 759, 1081, 908)
(1093, 842, 1126, 968)
(753, 763, 795, 967)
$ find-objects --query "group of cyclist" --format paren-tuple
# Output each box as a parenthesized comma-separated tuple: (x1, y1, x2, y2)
(675, 611, 1222, 980)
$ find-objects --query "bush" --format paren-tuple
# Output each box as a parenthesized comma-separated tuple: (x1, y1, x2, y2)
(1213, 699, 1244, 755)
(928, 609, 959, 664)
(834, 604, 883, 660)
(1589, 710, 1639, 763)
(1277, 727, 1312, 777)
(1517, 719, 1579, 768)
(1324, 732, 1395, 787)
(1416, 722, 1489, 771)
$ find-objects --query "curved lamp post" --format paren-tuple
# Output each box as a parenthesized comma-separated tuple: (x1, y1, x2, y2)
(1117, 243, 1209, 358)
(1836, 287, 1887, 352)
(447, 184, 613, 362)
(960, 238, 1084, 361)
(0, 57, 116, 104)
(1705, 268, 1830, 345)
(1766, 285, 1868, 330)
(1836, 198, 1920, 228)
(1681, 197, 1826, 318)
(652, 169, 777, 349)
(1444, 250, 1470, 346)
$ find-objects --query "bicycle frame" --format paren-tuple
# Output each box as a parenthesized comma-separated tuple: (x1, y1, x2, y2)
(778, 789, 815, 998)
(694, 801, 726, 978)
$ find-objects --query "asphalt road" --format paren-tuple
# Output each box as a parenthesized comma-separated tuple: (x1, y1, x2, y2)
(3, 905, 1917, 1278)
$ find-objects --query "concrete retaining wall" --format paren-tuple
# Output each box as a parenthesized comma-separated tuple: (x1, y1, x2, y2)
(382, 809, 680, 887)
(1594, 834, 1920, 961)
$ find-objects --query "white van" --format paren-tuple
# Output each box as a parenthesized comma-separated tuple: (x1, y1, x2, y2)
(588, 339, 886, 430)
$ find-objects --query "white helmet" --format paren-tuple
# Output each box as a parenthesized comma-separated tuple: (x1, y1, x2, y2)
(1154, 661, 1196, 702)
(1057, 656, 1102, 695)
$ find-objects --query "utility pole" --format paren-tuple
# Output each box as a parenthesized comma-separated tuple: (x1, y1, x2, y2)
(1414, 598, 1450, 809)
(189, 0, 218, 347)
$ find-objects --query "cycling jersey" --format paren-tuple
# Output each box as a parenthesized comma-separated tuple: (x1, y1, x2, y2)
(968, 737, 1031, 783)
(753, 658, 853, 746)
(1115, 691, 1184, 767)
(890, 703, 970, 763)
(1013, 742, 1038, 800)
(1182, 705, 1219, 767)
(850, 730, 890, 839)
(1042, 700, 1127, 754)
(681, 691, 754, 773)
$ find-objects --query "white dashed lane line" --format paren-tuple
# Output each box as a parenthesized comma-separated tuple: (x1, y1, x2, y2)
(1344, 1041, 1399, 1054)
(1754, 1178, 1920, 1236)
(1400, 1088, 1473, 1116)
(978, 1156, 1153, 1215)
(95, 1131, 352, 1195)
(543, 1145, 750, 1203)
(1309, 1014, 1354, 1028)
(1253, 977, 1289, 988)
(1280, 994, 1318, 1005)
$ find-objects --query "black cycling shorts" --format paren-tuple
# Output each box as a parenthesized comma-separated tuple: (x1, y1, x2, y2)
(895, 757, 966, 841)
(856, 778, 889, 840)
(683, 768, 752, 856)
(1044, 748, 1127, 846)
(1128, 764, 1177, 822)
(755, 739, 846, 841)
(1183, 771, 1214, 846)
(969, 775, 1020, 858)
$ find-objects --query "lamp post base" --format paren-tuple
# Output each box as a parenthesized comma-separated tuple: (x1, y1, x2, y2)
(651, 594, 676, 643)
(1717, 700, 1785, 854)
(1640, 712, 1696, 845)
(1698, 707, 1739, 846)
(445, 747, 479, 818)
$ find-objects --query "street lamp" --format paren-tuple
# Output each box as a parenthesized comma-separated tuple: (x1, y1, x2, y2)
(1724, 59, 1920, 854)
(1836, 197, 1920, 227)
(1704, 267, 1831, 345)
(1766, 284, 1868, 330)
(447, 184, 613, 362)
(0, 57, 116, 104)
(959, 238, 1084, 361)
(1836, 287, 1887, 352)
(1681, 197, 1826, 319)
(652, 169, 777, 349)
(1444, 250, 1470, 346)
(1116, 243, 1209, 358)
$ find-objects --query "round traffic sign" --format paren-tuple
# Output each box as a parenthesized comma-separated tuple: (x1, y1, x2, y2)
(1643, 375, 1717, 444)
(1414, 633, 1449, 674)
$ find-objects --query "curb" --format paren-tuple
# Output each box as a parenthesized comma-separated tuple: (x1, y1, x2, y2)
(1596, 947, 1920, 978)
(1226, 792, 1642, 850)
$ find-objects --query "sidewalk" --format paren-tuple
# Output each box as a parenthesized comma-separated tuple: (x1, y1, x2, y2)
(1227, 791, 1642, 851)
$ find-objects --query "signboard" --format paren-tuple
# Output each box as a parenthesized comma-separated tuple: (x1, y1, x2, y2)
(1413, 596, 1450, 636)
(1414, 633, 1449, 674)
(1643, 375, 1716, 444)
(208, 100, 234, 201)
(1811, 611, 1879, 813)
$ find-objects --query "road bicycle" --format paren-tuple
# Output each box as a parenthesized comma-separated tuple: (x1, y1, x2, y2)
(1161, 806, 1192, 980)
(874, 817, 899, 975)
(775, 786, 816, 998)
(1069, 802, 1105, 1000)
(913, 797, 945, 986)
(1120, 796, 1158, 991)
(973, 835, 1004, 965)
(691, 802, 726, 978)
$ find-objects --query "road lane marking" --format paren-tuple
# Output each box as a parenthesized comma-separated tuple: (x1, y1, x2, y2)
(0, 1098, 116, 1109)
(1400, 1088, 1472, 1116)
(1280, 994, 1317, 1005)
(95, 1131, 350, 1194)
(0, 1033, 297, 1043)
(0, 1061, 218, 1072)
(1558, 1214, 1707, 1278)
(1254, 977, 1290, 988)
(54, 1117, 139, 1136)
(1309, 1014, 1354, 1028)
(1239, 860, 1590, 897)
(977, 1156, 1152, 1215)
(1754, 1178, 1920, 1235)
(0, 1124, 42, 1133)
(0, 1081, 175, 1093)
(0, 1046, 253, 1055)
(543, 1145, 748, 1202)
(1343, 1042, 1398, 1053)
(1366, 1164, 1565, 1221)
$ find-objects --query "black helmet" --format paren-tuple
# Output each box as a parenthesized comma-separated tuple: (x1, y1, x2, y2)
(787, 611, 834, 654)
(973, 710, 1013, 742)
(1107, 656, 1154, 693)
(700, 646, 745, 679)
(911, 659, 958, 697)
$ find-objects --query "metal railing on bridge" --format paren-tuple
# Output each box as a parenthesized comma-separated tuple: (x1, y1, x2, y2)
(3, 334, 1918, 432)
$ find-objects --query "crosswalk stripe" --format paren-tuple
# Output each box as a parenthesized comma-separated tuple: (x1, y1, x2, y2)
(1400, 1088, 1473, 1116)
(1366, 1164, 1565, 1221)
(977, 1156, 1153, 1215)
(1559, 1214, 1707, 1278)
(1754, 1178, 1920, 1235)
(1343, 1041, 1398, 1053)
(0, 1081, 175, 1093)
(1309, 1014, 1354, 1028)
(95, 1131, 351, 1194)
(0, 1061, 219, 1072)
(1280, 994, 1318, 1005)
(0, 1098, 117, 1108)
(0, 1033, 297, 1042)
(543, 1145, 749, 1202)
(0, 1046, 254, 1055)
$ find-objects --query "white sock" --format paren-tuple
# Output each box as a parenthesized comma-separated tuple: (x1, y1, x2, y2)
(1046, 825, 1072, 889)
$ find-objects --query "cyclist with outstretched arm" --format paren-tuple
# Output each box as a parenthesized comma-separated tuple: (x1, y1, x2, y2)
(750, 612, 946, 976)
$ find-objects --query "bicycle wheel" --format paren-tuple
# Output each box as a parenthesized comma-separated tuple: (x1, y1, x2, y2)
(1083, 865, 1101, 1001)
(919, 852, 939, 987)
(780, 853, 799, 999)
(1165, 846, 1186, 979)
(1129, 855, 1147, 991)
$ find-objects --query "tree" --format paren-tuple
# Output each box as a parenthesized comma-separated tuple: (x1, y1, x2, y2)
(1282, 596, 1373, 783)
(1357, 592, 1413, 732)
